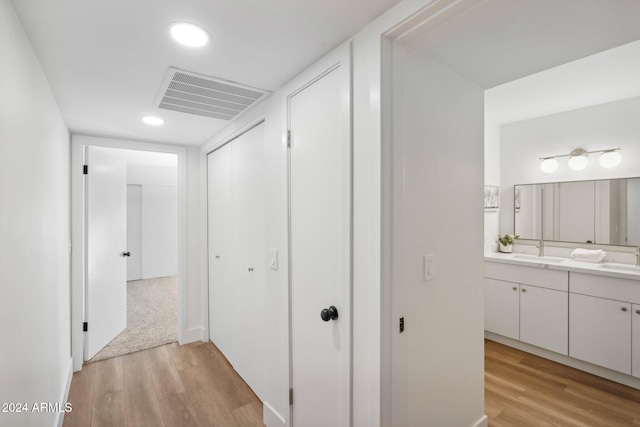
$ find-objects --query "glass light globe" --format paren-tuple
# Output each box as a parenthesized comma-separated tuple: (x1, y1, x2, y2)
(170, 22, 210, 47)
(568, 154, 588, 171)
(540, 158, 558, 173)
(599, 151, 621, 168)
(142, 116, 164, 125)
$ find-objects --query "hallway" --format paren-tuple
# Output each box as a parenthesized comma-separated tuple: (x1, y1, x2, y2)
(64, 341, 263, 427)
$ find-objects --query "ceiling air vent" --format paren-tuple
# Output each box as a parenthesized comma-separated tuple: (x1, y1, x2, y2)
(154, 67, 269, 120)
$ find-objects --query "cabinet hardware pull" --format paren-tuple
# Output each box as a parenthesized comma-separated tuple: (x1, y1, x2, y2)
(512, 287, 517, 291)
(621, 307, 628, 312)
(248, 267, 254, 272)
(521, 288, 527, 292)
(636, 310, 640, 315)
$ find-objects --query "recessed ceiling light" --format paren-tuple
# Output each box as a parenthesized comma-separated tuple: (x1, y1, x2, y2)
(169, 22, 210, 47)
(142, 116, 164, 126)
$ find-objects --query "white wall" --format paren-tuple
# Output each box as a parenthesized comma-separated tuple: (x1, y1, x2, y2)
(390, 43, 486, 427)
(127, 164, 178, 279)
(128, 164, 177, 186)
(0, 1, 72, 426)
(500, 96, 640, 235)
(484, 121, 501, 251)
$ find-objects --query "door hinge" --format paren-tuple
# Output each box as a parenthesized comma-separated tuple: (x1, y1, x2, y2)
(399, 317, 405, 333)
(83, 322, 88, 332)
(286, 130, 291, 148)
(289, 388, 293, 405)
(83, 165, 88, 175)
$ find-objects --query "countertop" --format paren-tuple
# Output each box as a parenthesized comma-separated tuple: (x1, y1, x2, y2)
(485, 252, 640, 281)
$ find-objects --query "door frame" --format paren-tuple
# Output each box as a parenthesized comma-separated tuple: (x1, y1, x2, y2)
(70, 134, 188, 371)
(286, 43, 353, 426)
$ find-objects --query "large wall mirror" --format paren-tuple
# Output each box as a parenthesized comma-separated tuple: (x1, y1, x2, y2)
(515, 178, 640, 246)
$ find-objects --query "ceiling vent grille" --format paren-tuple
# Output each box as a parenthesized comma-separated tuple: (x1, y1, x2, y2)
(154, 68, 269, 120)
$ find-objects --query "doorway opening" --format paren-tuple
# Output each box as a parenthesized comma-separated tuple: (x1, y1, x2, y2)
(71, 135, 188, 371)
(87, 147, 179, 361)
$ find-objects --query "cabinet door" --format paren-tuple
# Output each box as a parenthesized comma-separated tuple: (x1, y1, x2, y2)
(569, 293, 631, 374)
(520, 285, 568, 355)
(633, 304, 640, 378)
(484, 278, 519, 340)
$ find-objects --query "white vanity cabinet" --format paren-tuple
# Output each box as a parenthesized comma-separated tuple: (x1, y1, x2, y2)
(569, 272, 640, 376)
(520, 284, 568, 355)
(484, 262, 569, 354)
(569, 293, 631, 374)
(484, 278, 519, 340)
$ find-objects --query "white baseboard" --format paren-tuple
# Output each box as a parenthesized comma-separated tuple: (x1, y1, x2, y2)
(486, 332, 640, 390)
(180, 327, 205, 345)
(263, 401, 286, 427)
(55, 357, 74, 427)
(472, 415, 488, 427)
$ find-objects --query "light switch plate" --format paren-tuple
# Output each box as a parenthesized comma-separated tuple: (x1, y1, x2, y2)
(423, 254, 435, 281)
(270, 248, 278, 270)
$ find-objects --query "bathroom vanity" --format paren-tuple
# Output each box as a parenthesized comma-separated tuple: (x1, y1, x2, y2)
(484, 253, 640, 388)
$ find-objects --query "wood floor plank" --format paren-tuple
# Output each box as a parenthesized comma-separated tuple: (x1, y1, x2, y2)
(232, 401, 265, 427)
(93, 357, 123, 397)
(485, 339, 640, 427)
(147, 345, 185, 399)
(157, 392, 201, 427)
(166, 341, 200, 371)
(179, 364, 240, 427)
(91, 390, 127, 427)
(64, 362, 96, 427)
(190, 343, 256, 411)
(121, 350, 165, 427)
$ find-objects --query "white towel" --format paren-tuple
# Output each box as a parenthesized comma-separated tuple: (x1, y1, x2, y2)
(571, 248, 605, 263)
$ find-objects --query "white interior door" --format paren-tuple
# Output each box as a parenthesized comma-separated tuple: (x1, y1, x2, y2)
(126, 184, 142, 281)
(208, 143, 235, 360)
(86, 146, 128, 360)
(231, 123, 266, 398)
(289, 64, 351, 426)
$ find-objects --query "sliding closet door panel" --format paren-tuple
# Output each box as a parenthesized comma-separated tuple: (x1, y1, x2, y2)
(208, 143, 234, 361)
(231, 122, 266, 399)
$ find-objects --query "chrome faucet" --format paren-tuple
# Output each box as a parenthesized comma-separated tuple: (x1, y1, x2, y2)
(537, 240, 545, 257)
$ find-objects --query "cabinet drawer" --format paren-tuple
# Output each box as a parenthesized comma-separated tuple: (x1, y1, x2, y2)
(485, 261, 568, 291)
(570, 272, 640, 303)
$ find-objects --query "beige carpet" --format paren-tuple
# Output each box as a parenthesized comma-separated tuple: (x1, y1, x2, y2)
(89, 276, 178, 362)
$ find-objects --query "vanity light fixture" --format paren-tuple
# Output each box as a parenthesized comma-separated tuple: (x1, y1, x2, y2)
(539, 147, 621, 173)
(599, 149, 622, 168)
(567, 148, 588, 171)
(169, 22, 210, 47)
(540, 158, 558, 174)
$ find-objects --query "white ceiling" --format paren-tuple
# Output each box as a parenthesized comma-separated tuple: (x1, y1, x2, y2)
(486, 40, 640, 125)
(11, 0, 402, 146)
(404, 0, 640, 90)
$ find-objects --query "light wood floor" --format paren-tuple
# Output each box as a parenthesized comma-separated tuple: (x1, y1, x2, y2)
(486, 339, 640, 426)
(63, 341, 264, 427)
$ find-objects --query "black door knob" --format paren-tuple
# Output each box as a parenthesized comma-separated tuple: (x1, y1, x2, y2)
(122, 252, 131, 257)
(320, 306, 339, 322)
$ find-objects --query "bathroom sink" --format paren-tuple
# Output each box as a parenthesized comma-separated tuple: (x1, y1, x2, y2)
(597, 262, 640, 272)
(512, 254, 566, 264)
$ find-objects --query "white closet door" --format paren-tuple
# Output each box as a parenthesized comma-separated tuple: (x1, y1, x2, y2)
(231, 122, 266, 399)
(290, 65, 351, 427)
(208, 143, 235, 361)
(126, 185, 142, 281)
